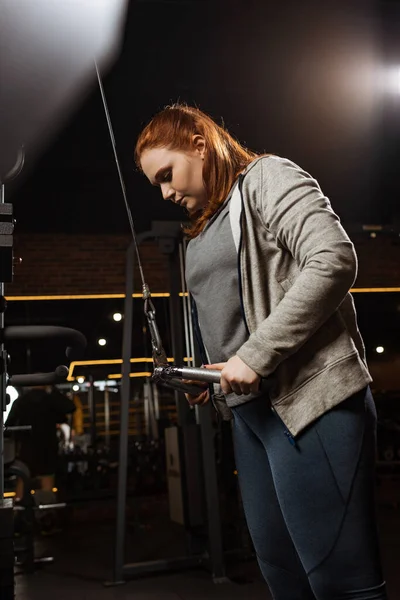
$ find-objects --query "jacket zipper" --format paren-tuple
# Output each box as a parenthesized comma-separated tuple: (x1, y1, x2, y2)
(236, 174, 296, 447)
(236, 175, 251, 336)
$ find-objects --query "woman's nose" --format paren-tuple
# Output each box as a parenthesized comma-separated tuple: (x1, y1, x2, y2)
(161, 183, 175, 202)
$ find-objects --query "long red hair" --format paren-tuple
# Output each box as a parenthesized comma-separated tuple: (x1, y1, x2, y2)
(134, 104, 259, 238)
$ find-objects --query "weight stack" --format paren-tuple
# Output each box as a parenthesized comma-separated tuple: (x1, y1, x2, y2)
(0, 498, 15, 599)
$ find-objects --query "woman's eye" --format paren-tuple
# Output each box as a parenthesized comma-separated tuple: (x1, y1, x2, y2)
(162, 170, 172, 182)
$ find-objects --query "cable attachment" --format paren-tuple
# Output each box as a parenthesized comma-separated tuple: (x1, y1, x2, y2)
(142, 283, 151, 300)
(143, 287, 168, 366)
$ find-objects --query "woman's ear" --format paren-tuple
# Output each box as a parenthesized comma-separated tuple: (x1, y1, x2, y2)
(192, 134, 206, 159)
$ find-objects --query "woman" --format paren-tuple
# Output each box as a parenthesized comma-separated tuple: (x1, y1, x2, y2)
(136, 104, 387, 599)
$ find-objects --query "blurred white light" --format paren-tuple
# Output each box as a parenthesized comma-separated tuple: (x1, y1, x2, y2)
(72, 384, 80, 392)
(93, 380, 118, 388)
(376, 346, 384, 354)
(386, 66, 400, 95)
(113, 312, 123, 322)
(6, 386, 18, 403)
(5, 386, 19, 422)
(98, 338, 107, 346)
(77, 377, 85, 384)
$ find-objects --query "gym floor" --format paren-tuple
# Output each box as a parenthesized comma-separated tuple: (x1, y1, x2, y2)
(14, 490, 400, 599)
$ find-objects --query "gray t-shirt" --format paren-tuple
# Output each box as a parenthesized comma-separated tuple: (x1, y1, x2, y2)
(185, 190, 262, 407)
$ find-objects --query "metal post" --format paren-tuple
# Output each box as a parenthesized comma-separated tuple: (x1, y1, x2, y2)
(104, 389, 110, 447)
(109, 224, 227, 585)
(165, 240, 206, 535)
(88, 375, 96, 448)
(146, 381, 158, 440)
(143, 380, 158, 441)
(181, 243, 227, 582)
(152, 383, 160, 421)
(167, 243, 193, 427)
(0, 183, 5, 499)
(143, 383, 150, 438)
(111, 241, 134, 585)
(0, 149, 24, 599)
(196, 401, 227, 582)
(0, 182, 16, 599)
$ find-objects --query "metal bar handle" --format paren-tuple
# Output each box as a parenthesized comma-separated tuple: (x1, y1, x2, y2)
(153, 366, 221, 384)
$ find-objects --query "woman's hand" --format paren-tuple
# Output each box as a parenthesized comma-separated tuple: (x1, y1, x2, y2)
(205, 356, 260, 395)
(184, 380, 209, 407)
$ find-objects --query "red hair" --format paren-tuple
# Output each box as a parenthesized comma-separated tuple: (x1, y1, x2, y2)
(135, 104, 259, 238)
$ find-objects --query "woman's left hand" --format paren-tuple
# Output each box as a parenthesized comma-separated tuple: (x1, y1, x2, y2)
(205, 356, 261, 395)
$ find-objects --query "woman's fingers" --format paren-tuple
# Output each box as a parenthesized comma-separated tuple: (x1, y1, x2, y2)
(207, 356, 260, 395)
(204, 362, 226, 371)
(185, 389, 210, 406)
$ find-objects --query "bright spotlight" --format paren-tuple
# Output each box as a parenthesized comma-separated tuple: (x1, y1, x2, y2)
(376, 346, 384, 354)
(98, 338, 107, 347)
(386, 66, 400, 95)
(77, 377, 85, 384)
(5, 386, 19, 422)
(113, 312, 123, 322)
(6, 386, 18, 403)
(72, 384, 80, 392)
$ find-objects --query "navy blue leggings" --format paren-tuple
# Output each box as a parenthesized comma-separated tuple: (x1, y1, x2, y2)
(231, 387, 388, 600)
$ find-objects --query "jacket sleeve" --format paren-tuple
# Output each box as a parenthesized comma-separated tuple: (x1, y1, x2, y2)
(236, 156, 358, 378)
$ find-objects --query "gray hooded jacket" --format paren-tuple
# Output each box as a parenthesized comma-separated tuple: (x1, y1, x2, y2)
(192, 156, 372, 437)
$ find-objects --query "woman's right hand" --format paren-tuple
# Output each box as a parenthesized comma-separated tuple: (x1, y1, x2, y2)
(184, 380, 210, 407)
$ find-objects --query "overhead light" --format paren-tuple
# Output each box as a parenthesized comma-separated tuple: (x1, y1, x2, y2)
(113, 312, 123, 322)
(376, 346, 384, 354)
(98, 338, 107, 346)
(386, 65, 400, 95)
(77, 376, 85, 384)
(72, 384, 80, 392)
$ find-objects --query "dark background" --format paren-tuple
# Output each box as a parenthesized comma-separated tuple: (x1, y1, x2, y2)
(5, 0, 400, 235)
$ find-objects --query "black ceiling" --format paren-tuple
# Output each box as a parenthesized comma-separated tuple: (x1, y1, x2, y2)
(4, 0, 400, 235)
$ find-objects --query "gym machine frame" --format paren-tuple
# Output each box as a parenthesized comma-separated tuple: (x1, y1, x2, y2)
(92, 65, 228, 584)
(110, 226, 227, 586)
(0, 151, 87, 597)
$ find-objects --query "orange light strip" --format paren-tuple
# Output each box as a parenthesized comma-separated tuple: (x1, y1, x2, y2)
(5, 293, 172, 301)
(68, 356, 193, 381)
(5, 288, 400, 302)
(350, 288, 400, 293)
(67, 357, 173, 381)
(108, 372, 152, 379)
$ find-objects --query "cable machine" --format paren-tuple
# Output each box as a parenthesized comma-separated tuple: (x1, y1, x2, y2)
(110, 224, 227, 586)
(0, 151, 87, 597)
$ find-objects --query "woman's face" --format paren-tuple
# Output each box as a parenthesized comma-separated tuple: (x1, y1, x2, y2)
(140, 137, 208, 214)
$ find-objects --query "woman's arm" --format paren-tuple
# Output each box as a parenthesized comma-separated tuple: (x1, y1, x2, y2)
(236, 156, 357, 378)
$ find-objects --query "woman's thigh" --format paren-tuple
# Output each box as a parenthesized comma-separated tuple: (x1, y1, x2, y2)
(232, 405, 316, 599)
(236, 387, 387, 599)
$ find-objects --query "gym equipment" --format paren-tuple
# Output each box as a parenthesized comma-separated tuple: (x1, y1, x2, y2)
(0, 150, 21, 599)
(0, 151, 87, 592)
(109, 227, 227, 586)
(93, 67, 228, 583)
